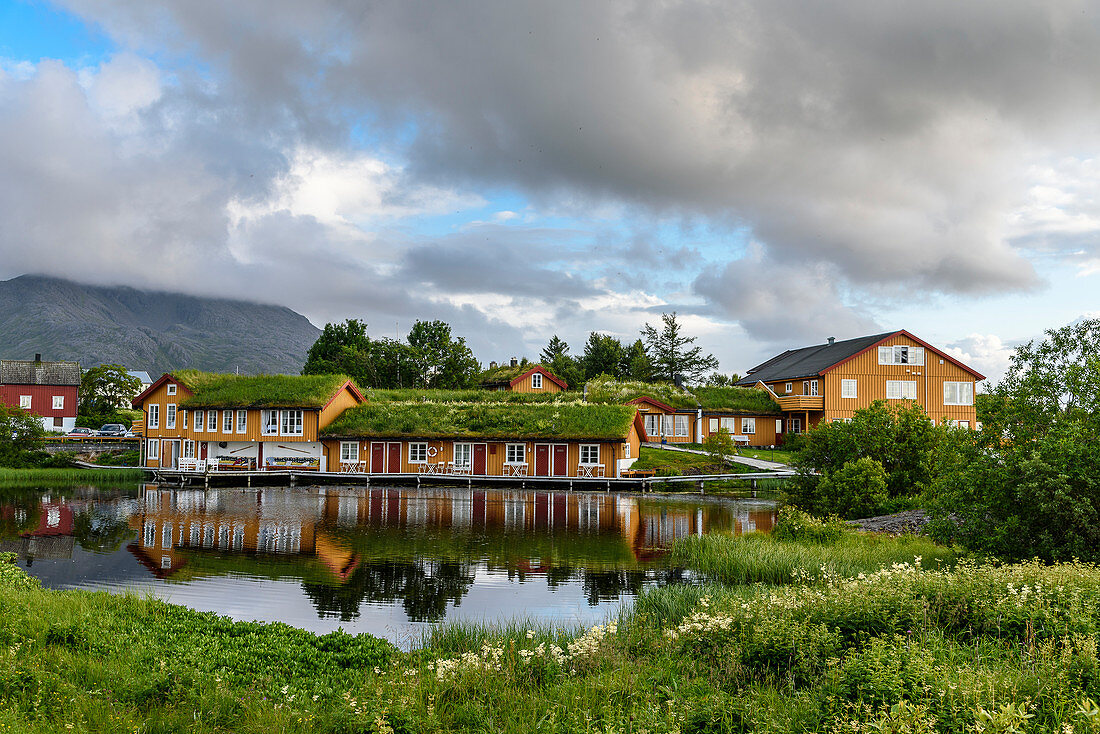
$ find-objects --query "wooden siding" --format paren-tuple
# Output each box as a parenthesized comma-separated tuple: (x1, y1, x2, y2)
(700, 414, 784, 447)
(0, 384, 78, 419)
(509, 376, 563, 393)
(319, 385, 362, 429)
(821, 333, 979, 425)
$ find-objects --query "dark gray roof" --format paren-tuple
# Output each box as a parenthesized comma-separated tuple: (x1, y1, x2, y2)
(735, 332, 897, 386)
(0, 359, 82, 386)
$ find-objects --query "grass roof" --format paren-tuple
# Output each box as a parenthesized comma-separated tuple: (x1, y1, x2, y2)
(173, 371, 354, 409)
(364, 388, 575, 405)
(477, 362, 556, 385)
(583, 377, 781, 414)
(322, 402, 637, 440)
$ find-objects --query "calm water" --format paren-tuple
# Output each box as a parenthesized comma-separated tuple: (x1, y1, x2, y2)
(2, 482, 775, 646)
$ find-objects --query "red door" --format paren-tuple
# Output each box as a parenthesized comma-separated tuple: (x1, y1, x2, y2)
(370, 443, 385, 472)
(199, 442, 208, 460)
(553, 445, 568, 476)
(387, 443, 401, 473)
(535, 445, 550, 476)
(472, 444, 487, 475)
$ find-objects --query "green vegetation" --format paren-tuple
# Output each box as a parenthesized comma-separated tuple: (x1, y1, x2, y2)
(365, 387, 574, 404)
(690, 386, 782, 414)
(584, 376, 781, 414)
(671, 508, 958, 584)
(174, 371, 353, 408)
(323, 401, 637, 439)
(77, 363, 143, 429)
(741, 447, 799, 465)
(91, 449, 140, 467)
(929, 318, 1100, 562)
(0, 467, 146, 484)
(630, 446, 756, 476)
(477, 362, 557, 386)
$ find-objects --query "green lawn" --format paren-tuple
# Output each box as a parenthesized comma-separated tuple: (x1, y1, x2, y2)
(630, 446, 756, 476)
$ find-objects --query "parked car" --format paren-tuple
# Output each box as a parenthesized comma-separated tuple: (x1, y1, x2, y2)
(96, 424, 129, 437)
(66, 427, 95, 439)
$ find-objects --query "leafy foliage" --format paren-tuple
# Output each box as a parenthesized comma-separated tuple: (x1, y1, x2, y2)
(702, 427, 736, 467)
(406, 320, 481, 389)
(816, 456, 891, 520)
(583, 376, 781, 414)
(579, 332, 626, 381)
(0, 400, 46, 467)
(78, 364, 143, 422)
(641, 311, 719, 384)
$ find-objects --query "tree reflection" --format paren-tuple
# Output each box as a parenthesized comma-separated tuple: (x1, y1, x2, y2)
(302, 559, 476, 623)
(73, 510, 135, 554)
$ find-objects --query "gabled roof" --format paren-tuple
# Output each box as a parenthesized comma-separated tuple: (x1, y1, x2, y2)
(132, 371, 362, 409)
(734, 330, 985, 384)
(0, 359, 81, 386)
(479, 363, 567, 390)
(127, 370, 153, 384)
(625, 396, 678, 413)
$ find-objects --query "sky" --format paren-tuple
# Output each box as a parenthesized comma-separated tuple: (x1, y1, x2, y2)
(3, 0, 1100, 384)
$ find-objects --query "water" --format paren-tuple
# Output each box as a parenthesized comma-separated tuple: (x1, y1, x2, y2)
(2, 482, 776, 646)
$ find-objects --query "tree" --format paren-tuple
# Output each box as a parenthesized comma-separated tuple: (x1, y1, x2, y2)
(580, 333, 625, 380)
(928, 318, 1100, 561)
(406, 320, 480, 389)
(702, 427, 736, 469)
(303, 319, 416, 388)
(539, 336, 571, 364)
(537, 335, 583, 390)
(79, 364, 143, 415)
(0, 400, 45, 467)
(704, 372, 742, 387)
(641, 312, 719, 384)
(623, 339, 653, 382)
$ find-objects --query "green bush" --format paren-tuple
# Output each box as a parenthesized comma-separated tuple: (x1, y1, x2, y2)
(816, 456, 891, 519)
(772, 507, 846, 543)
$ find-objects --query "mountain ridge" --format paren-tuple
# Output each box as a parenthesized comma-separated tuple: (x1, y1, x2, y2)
(0, 275, 321, 376)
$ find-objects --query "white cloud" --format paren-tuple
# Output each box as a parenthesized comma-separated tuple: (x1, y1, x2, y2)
(943, 333, 1016, 386)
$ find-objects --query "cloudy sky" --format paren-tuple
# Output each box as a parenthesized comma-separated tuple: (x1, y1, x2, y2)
(3, 0, 1100, 383)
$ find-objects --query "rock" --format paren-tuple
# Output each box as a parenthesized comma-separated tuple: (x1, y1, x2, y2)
(847, 509, 930, 535)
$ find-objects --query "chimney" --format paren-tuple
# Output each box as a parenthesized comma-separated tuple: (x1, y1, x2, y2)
(510, 357, 518, 368)
(827, 337, 835, 346)
(34, 353, 41, 363)
(489, 361, 498, 370)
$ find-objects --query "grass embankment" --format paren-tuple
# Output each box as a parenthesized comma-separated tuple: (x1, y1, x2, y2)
(630, 446, 756, 476)
(0, 467, 145, 484)
(3, 519, 1100, 732)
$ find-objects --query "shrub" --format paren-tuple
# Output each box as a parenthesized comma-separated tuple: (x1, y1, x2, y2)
(816, 457, 891, 519)
(772, 507, 845, 544)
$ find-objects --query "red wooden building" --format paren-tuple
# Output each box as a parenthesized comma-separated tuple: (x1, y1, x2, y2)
(0, 355, 81, 433)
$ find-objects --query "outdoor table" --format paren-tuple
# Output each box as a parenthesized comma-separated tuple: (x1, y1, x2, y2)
(504, 463, 528, 477)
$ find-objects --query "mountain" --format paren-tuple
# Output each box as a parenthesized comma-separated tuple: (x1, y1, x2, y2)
(0, 275, 321, 376)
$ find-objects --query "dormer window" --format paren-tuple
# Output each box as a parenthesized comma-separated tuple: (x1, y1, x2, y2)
(167, 384, 177, 396)
(531, 373, 543, 389)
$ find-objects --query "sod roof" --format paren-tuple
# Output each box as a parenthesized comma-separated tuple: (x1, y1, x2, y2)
(477, 362, 564, 387)
(321, 402, 638, 440)
(363, 388, 575, 405)
(172, 370, 356, 409)
(583, 377, 781, 414)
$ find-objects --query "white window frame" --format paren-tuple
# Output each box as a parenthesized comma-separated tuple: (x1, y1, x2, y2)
(235, 409, 247, 433)
(624, 442, 631, 459)
(194, 409, 204, 433)
(531, 373, 543, 389)
(879, 345, 925, 366)
(809, 380, 819, 396)
(674, 414, 690, 437)
(19, 395, 31, 409)
(885, 380, 918, 400)
(262, 410, 278, 436)
(453, 443, 472, 469)
(708, 417, 719, 433)
(181, 410, 188, 429)
(340, 441, 359, 463)
(207, 410, 217, 431)
(166, 404, 177, 429)
(784, 382, 792, 394)
(644, 414, 660, 437)
(223, 410, 233, 433)
(167, 384, 177, 396)
(280, 409, 303, 436)
(741, 417, 756, 435)
(662, 415, 674, 437)
(52, 395, 64, 410)
(148, 404, 160, 429)
(776, 419, 784, 433)
(786, 418, 802, 434)
(943, 381, 974, 406)
(181, 440, 195, 459)
(720, 417, 736, 434)
(506, 443, 526, 464)
(147, 439, 159, 460)
(841, 379, 858, 399)
(408, 442, 428, 464)
(579, 444, 600, 465)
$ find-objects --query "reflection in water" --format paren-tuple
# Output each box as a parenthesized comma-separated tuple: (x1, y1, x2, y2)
(2, 483, 776, 641)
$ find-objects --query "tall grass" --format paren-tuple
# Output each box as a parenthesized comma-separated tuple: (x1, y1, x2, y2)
(0, 467, 146, 484)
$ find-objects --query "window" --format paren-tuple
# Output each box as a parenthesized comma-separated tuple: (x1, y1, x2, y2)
(167, 384, 177, 396)
(194, 410, 204, 432)
(809, 380, 819, 396)
(661, 415, 674, 437)
(19, 395, 31, 409)
(720, 417, 736, 434)
(644, 414, 660, 437)
(207, 410, 217, 431)
(885, 380, 918, 400)
(784, 382, 792, 394)
(741, 417, 756, 434)
(52, 395, 64, 410)
(531, 373, 543, 389)
(454, 443, 472, 468)
(281, 409, 303, 436)
(786, 418, 802, 434)
(708, 418, 718, 433)
(148, 404, 160, 429)
(166, 404, 176, 429)
(147, 439, 159, 460)
(943, 381, 974, 406)
(624, 442, 631, 459)
(506, 443, 525, 463)
(674, 415, 689, 437)
(579, 444, 600, 465)
(878, 345, 925, 365)
(236, 410, 247, 433)
(408, 442, 428, 463)
(803, 381, 809, 395)
(340, 441, 359, 463)
(223, 410, 233, 433)
(181, 410, 188, 429)
(841, 379, 858, 398)
(181, 440, 195, 459)
(262, 410, 278, 435)
(775, 419, 784, 433)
